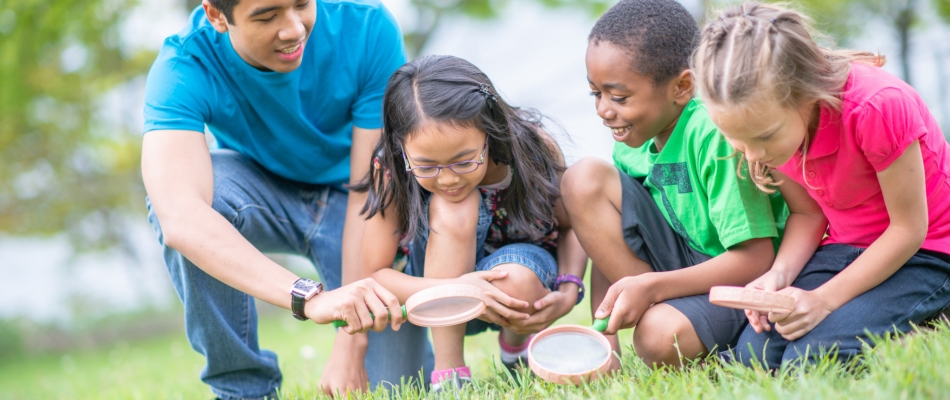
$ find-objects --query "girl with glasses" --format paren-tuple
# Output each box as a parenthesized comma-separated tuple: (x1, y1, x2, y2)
(350, 55, 587, 390)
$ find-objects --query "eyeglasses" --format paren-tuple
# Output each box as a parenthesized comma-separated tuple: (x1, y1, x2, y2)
(403, 138, 488, 178)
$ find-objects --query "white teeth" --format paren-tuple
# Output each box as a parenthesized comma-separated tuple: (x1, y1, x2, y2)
(279, 44, 300, 54)
(611, 127, 630, 135)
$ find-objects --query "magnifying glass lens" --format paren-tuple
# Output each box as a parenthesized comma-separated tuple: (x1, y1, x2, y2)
(530, 331, 610, 374)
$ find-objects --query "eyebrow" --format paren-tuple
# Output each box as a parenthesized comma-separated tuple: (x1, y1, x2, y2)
(411, 148, 477, 163)
(588, 78, 629, 91)
(249, 6, 281, 18)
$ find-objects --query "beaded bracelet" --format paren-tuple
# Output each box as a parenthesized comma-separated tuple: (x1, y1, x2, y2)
(552, 274, 585, 305)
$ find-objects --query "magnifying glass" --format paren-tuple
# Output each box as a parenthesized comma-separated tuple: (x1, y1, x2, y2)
(709, 286, 794, 313)
(527, 317, 612, 385)
(332, 283, 487, 328)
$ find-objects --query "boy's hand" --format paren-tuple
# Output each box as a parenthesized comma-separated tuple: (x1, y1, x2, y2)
(595, 276, 655, 335)
(306, 278, 404, 334)
(455, 270, 531, 327)
(768, 288, 835, 340)
(507, 285, 577, 335)
(744, 270, 791, 333)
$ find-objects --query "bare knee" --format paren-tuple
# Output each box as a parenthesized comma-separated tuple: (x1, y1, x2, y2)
(561, 157, 617, 209)
(490, 263, 548, 312)
(633, 304, 704, 368)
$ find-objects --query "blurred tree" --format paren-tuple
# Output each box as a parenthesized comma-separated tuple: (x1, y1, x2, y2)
(851, 0, 950, 85)
(0, 0, 155, 252)
(705, 0, 950, 85)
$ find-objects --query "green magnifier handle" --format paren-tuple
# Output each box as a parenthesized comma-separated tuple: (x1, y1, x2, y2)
(590, 316, 610, 332)
(332, 305, 407, 328)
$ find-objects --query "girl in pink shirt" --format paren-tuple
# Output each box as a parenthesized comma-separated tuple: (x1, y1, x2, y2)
(694, 2, 950, 368)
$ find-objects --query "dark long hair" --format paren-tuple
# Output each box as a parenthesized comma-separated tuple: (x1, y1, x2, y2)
(351, 55, 564, 245)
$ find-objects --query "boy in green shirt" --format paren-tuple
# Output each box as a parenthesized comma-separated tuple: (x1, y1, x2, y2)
(561, 0, 788, 369)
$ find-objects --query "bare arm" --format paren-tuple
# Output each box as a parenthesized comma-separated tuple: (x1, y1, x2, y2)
(766, 169, 830, 286)
(742, 169, 828, 333)
(813, 140, 927, 308)
(142, 130, 299, 307)
(144, 130, 401, 333)
(767, 141, 928, 340)
(341, 126, 381, 286)
(640, 237, 776, 302)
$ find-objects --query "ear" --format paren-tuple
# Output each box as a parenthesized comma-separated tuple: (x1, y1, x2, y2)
(203, 0, 230, 33)
(668, 69, 694, 106)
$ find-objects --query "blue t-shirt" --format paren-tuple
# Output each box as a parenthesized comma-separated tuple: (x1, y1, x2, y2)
(143, 0, 406, 186)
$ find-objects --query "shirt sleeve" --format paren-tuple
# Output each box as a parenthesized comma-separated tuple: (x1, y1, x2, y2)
(142, 45, 211, 134)
(699, 130, 780, 249)
(351, 5, 406, 130)
(854, 87, 928, 172)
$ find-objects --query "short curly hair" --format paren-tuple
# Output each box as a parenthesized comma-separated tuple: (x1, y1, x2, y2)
(589, 0, 700, 86)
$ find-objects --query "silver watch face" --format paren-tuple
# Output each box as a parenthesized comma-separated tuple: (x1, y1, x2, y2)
(291, 279, 323, 299)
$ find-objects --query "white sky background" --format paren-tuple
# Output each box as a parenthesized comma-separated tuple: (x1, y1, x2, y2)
(2, 0, 949, 323)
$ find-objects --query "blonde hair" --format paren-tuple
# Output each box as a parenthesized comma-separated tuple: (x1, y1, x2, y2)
(693, 2, 884, 192)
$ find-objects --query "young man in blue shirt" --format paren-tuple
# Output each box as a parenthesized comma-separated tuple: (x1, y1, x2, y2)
(141, 0, 439, 397)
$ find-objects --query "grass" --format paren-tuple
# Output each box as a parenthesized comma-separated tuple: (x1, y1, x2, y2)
(2, 299, 949, 399)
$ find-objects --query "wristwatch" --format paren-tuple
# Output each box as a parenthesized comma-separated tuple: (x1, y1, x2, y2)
(290, 278, 324, 321)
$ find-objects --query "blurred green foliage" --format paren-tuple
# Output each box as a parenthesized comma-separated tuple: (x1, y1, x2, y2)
(0, 0, 155, 251)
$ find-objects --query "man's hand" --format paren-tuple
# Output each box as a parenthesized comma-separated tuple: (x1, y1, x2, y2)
(743, 269, 791, 333)
(454, 270, 530, 327)
(507, 284, 577, 335)
(595, 275, 655, 335)
(305, 278, 404, 334)
(320, 333, 369, 396)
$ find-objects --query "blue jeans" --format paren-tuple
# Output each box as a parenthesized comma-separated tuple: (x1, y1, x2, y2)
(403, 193, 559, 336)
(732, 244, 950, 369)
(146, 150, 433, 400)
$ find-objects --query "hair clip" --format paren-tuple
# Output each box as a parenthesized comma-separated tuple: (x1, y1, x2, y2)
(373, 156, 391, 178)
(478, 84, 498, 107)
(770, 17, 777, 24)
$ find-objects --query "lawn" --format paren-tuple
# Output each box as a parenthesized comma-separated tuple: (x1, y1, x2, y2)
(2, 296, 949, 399)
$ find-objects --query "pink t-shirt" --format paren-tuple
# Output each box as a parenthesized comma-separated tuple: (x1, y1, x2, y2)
(776, 63, 950, 254)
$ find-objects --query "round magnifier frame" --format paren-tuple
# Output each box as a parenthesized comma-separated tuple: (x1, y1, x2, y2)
(405, 283, 486, 327)
(528, 324, 612, 385)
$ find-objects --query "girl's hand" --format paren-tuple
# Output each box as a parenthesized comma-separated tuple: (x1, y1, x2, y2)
(768, 287, 836, 341)
(744, 270, 791, 333)
(507, 284, 578, 335)
(595, 276, 655, 335)
(455, 270, 531, 327)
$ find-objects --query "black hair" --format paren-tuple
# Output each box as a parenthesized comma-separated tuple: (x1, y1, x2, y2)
(589, 0, 700, 85)
(352, 55, 564, 245)
(208, 0, 239, 24)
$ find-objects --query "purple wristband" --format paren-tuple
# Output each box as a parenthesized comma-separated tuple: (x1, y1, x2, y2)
(553, 274, 585, 305)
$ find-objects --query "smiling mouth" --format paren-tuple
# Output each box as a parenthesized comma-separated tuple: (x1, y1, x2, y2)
(610, 126, 631, 136)
(278, 43, 301, 54)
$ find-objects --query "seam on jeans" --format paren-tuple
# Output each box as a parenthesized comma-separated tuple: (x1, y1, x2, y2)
(305, 187, 330, 240)
(244, 294, 251, 346)
(305, 187, 331, 265)
(896, 272, 950, 325)
(234, 204, 292, 224)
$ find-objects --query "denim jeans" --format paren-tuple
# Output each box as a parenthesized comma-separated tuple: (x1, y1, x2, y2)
(147, 150, 433, 399)
(731, 244, 950, 369)
(403, 192, 559, 336)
